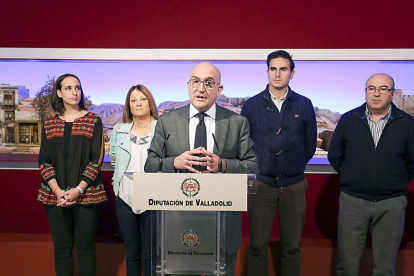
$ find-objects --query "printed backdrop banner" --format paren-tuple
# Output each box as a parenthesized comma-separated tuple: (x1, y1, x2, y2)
(132, 173, 247, 211)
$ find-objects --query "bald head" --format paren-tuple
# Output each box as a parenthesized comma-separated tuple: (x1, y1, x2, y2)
(187, 62, 223, 113)
(190, 62, 221, 84)
(366, 73, 395, 90)
(365, 73, 395, 116)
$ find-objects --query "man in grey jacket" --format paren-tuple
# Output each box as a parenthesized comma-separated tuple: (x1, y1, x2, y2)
(145, 62, 259, 275)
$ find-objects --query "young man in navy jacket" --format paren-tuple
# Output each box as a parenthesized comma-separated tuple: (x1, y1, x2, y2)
(241, 50, 317, 276)
(328, 73, 414, 276)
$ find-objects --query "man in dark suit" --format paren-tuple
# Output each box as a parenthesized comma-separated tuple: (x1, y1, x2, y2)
(145, 62, 259, 276)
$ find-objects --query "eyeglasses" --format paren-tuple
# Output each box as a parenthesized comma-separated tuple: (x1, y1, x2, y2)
(189, 79, 217, 91)
(365, 86, 394, 95)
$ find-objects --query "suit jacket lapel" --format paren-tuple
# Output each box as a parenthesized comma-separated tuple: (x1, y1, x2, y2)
(214, 105, 229, 156)
(175, 105, 191, 152)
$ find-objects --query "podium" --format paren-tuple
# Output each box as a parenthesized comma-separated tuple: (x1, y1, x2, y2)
(127, 173, 255, 276)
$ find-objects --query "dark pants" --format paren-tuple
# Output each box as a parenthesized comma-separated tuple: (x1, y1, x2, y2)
(116, 198, 156, 276)
(46, 204, 102, 276)
(247, 179, 307, 276)
(337, 192, 406, 276)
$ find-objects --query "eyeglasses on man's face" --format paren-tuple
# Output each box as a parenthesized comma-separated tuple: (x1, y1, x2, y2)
(365, 86, 394, 95)
(189, 78, 217, 91)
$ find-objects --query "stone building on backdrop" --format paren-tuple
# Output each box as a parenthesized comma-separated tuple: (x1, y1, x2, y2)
(0, 84, 41, 152)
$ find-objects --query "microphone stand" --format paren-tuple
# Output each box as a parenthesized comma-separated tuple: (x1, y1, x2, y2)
(157, 133, 170, 172)
(212, 133, 222, 173)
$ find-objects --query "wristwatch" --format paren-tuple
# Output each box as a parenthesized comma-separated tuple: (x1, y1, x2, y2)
(76, 186, 84, 194)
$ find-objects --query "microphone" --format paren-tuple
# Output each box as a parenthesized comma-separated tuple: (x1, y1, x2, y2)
(212, 133, 221, 154)
(157, 133, 170, 172)
(162, 133, 170, 153)
(212, 133, 223, 173)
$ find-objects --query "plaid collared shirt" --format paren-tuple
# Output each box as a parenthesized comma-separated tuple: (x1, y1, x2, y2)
(365, 105, 392, 148)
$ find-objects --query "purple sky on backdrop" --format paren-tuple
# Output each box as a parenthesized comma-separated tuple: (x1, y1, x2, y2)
(1, 60, 413, 114)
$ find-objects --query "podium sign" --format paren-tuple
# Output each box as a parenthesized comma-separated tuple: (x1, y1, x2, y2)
(129, 172, 254, 275)
(163, 211, 218, 274)
(132, 173, 247, 211)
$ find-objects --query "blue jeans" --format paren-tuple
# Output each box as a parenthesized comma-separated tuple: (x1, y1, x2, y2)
(116, 197, 156, 276)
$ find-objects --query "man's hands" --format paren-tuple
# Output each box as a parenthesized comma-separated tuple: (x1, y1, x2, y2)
(173, 147, 226, 173)
(199, 149, 227, 173)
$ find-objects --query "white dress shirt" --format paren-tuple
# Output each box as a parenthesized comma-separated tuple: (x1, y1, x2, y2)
(269, 88, 289, 112)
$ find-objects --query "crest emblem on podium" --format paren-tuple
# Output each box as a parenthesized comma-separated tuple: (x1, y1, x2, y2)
(181, 177, 201, 198)
(181, 229, 200, 247)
